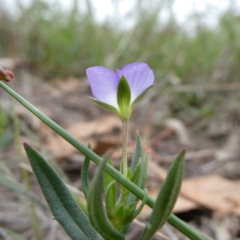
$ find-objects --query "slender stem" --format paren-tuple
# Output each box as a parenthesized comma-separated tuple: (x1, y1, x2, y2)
(121, 120, 128, 176)
(0, 81, 207, 240)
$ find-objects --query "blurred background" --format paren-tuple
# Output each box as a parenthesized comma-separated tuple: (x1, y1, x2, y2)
(0, 0, 240, 239)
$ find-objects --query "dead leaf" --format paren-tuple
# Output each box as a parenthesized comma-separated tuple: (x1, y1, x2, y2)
(181, 175, 240, 216)
(44, 115, 122, 158)
(138, 160, 200, 219)
(138, 189, 199, 219)
(142, 161, 240, 218)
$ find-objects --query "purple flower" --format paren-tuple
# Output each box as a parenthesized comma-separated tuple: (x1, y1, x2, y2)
(86, 62, 154, 120)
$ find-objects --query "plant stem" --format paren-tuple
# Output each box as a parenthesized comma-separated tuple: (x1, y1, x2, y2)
(0, 81, 207, 240)
(121, 120, 128, 176)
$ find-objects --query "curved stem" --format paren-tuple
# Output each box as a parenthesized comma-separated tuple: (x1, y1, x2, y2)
(0, 81, 207, 240)
(121, 120, 128, 176)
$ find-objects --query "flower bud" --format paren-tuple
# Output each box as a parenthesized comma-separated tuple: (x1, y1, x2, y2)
(0, 67, 14, 82)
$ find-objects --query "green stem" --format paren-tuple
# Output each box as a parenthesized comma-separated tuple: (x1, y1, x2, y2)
(0, 81, 206, 240)
(121, 120, 128, 176)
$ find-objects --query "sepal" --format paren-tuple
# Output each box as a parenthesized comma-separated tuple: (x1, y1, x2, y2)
(117, 76, 132, 120)
(89, 97, 120, 115)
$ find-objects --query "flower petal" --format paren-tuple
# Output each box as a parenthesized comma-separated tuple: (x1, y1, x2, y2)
(86, 66, 120, 108)
(117, 62, 154, 103)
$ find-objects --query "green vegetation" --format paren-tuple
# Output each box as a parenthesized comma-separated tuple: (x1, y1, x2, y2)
(1, 1, 240, 80)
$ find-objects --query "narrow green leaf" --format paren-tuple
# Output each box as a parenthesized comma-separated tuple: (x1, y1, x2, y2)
(120, 223, 131, 235)
(139, 150, 185, 240)
(130, 157, 142, 185)
(117, 76, 132, 120)
(139, 153, 149, 189)
(124, 191, 148, 224)
(24, 143, 100, 240)
(103, 157, 116, 196)
(114, 203, 125, 219)
(105, 180, 117, 220)
(121, 159, 141, 200)
(81, 144, 91, 200)
(88, 157, 124, 240)
(127, 154, 148, 204)
(130, 131, 143, 172)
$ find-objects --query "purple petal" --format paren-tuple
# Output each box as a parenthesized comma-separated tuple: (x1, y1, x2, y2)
(86, 66, 120, 108)
(117, 62, 154, 103)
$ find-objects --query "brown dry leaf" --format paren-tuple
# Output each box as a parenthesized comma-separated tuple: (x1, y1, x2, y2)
(181, 175, 240, 216)
(138, 189, 199, 219)
(67, 115, 121, 137)
(44, 115, 122, 158)
(138, 160, 199, 219)
(141, 160, 240, 218)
